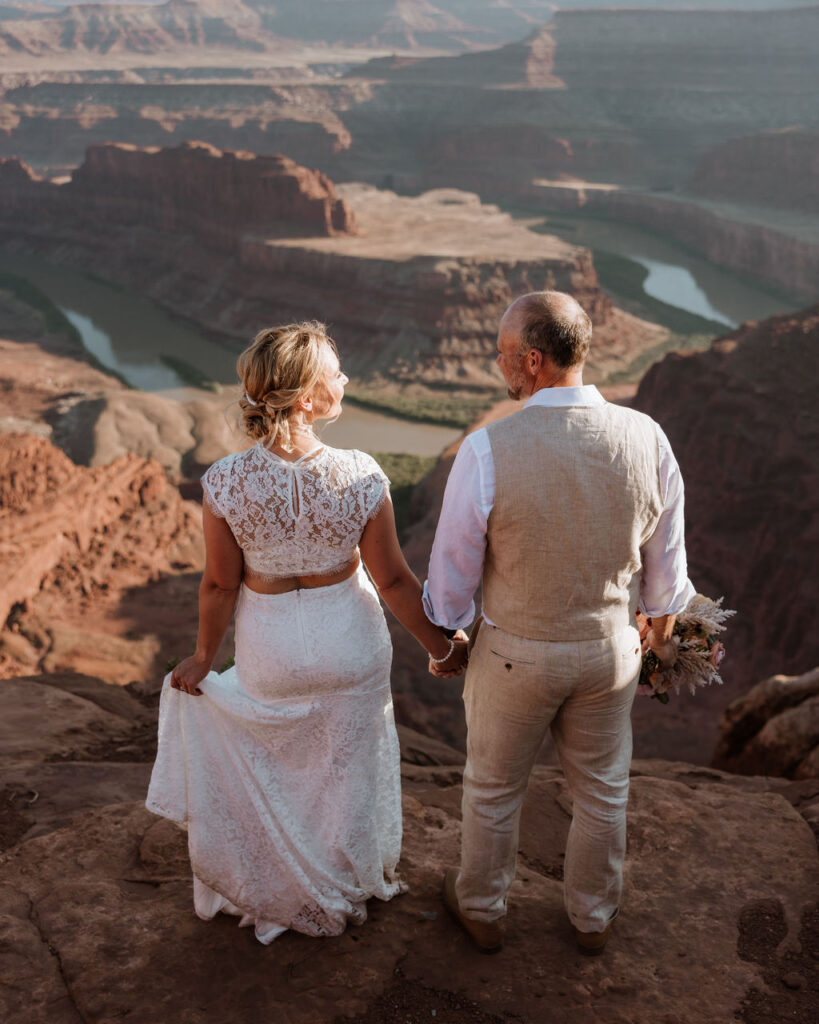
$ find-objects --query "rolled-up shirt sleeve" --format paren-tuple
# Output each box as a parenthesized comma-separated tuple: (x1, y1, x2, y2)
(422, 433, 491, 630)
(639, 426, 696, 617)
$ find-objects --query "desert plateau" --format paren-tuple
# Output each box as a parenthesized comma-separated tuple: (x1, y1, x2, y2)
(0, 2, 817, 1022)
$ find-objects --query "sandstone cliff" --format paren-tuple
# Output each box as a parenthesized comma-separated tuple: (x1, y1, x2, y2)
(334, 7, 819, 195)
(689, 129, 819, 214)
(633, 305, 819, 689)
(352, 23, 562, 88)
(6, 6, 818, 197)
(1, 141, 355, 247)
(0, 0, 556, 60)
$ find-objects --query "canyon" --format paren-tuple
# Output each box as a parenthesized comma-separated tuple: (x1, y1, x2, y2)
(3, 6, 816, 307)
(633, 305, 819, 691)
(8, 8, 818, 189)
(0, 142, 667, 396)
(0, 5, 817, 1020)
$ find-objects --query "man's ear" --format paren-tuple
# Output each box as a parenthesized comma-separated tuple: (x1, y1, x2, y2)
(526, 347, 543, 375)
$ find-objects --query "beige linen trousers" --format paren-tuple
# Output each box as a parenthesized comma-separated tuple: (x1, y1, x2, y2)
(456, 619, 642, 932)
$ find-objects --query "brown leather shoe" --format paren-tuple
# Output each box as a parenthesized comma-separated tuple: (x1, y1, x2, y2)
(442, 867, 505, 954)
(575, 919, 614, 956)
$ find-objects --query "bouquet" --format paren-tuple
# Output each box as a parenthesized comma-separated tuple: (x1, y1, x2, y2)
(637, 594, 736, 704)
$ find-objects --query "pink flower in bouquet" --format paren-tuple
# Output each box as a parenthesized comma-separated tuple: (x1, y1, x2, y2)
(709, 642, 725, 668)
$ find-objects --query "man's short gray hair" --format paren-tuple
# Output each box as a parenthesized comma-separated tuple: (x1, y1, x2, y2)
(512, 291, 592, 369)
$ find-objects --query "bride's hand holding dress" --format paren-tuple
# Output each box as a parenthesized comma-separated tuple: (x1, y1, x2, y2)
(169, 499, 244, 697)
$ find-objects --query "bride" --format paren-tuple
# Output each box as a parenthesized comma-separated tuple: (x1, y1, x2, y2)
(146, 321, 466, 943)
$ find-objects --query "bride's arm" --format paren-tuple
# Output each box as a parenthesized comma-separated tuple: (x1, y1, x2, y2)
(170, 504, 243, 695)
(359, 496, 467, 674)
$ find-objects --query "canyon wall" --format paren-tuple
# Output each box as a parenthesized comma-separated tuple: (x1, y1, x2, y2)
(0, 79, 358, 176)
(633, 304, 819, 688)
(689, 130, 819, 213)
(531, 182, 819, 303)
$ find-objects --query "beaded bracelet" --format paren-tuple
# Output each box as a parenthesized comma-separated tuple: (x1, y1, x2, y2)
(429, 638, 456, 665)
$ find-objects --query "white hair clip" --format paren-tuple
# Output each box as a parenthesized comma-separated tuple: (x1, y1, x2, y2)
(245, 392, 259, 407)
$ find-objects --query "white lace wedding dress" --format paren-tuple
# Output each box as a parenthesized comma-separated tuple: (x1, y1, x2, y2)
(146, 443, 406, 943)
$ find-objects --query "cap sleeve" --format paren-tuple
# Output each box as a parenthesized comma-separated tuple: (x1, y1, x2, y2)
(201, 458, 229, 519)
(356, 451, 391, 522)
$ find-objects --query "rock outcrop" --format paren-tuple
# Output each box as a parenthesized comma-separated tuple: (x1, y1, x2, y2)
(633, 304, 819, 689)
(353, 24, 562, 89)
(0, 433, 204, 682)
(713, 667, 819, 781)
(1, 660, 818, 1024)
(1, 141, 356, 246)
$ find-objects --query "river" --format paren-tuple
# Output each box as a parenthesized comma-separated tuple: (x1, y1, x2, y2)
(533, 212, 795, 328)
(0, 230, 798, 455)
(0, 252, 460, 457)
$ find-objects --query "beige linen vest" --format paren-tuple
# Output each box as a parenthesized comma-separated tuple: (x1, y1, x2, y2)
(483, 402, 664, 641)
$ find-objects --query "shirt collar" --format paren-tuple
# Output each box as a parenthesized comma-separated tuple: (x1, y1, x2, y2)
(523, 385, 605, 410)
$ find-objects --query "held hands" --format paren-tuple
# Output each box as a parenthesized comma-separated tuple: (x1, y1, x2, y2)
(170, 654, 211, 696)
(428, 630, 470, 678)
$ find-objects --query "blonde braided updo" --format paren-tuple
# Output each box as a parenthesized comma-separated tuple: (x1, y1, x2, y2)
(237, 321, 337, 452)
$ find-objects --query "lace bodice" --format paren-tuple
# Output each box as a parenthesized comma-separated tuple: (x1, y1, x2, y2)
(201, 444, 389, 580)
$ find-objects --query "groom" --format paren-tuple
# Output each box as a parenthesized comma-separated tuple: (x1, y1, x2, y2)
(423, 291, 693, 954)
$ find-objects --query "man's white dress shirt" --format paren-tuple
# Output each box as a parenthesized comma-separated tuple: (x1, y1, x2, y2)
(422, 385, 695, 631)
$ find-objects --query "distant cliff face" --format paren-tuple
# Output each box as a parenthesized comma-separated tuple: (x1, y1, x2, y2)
(689, 130, 819, 213)
(0, 142, 356, 248)
(633, 305, 819, 687)
(0, 80, 357, 176)
(337, 6, 819, 196)
(0, 0, 267, 58)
